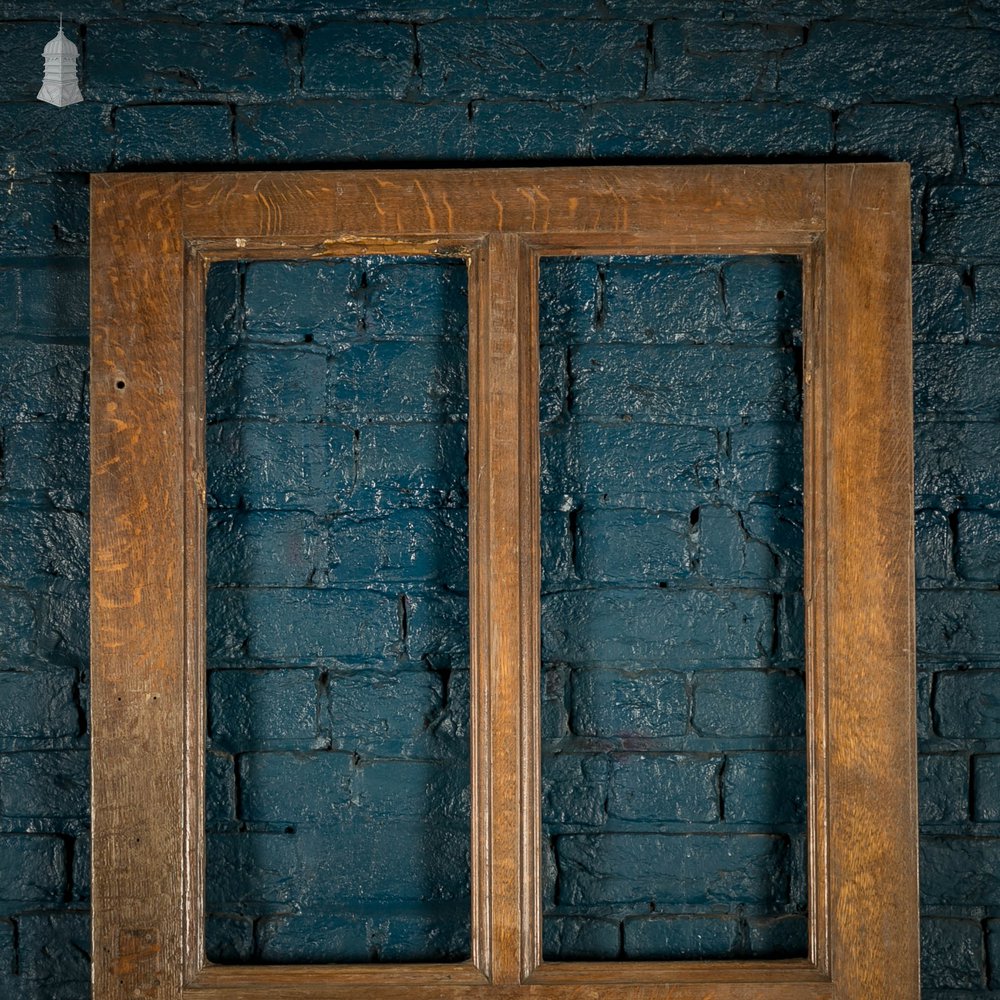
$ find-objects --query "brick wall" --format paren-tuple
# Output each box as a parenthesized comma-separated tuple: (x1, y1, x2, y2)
(0, 2, 998, 996)
(538, 255, 806, 960)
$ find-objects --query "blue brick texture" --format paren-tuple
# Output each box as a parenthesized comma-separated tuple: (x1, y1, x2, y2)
(539, 255, 806, 959)
(203, 257, 470, 963)
(0, 3, 996, 993)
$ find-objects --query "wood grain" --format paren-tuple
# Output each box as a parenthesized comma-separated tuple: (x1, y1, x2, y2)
(91, 174, 187, 999)
(821, 163, 920, 998)
(89, 165, 919, 1000)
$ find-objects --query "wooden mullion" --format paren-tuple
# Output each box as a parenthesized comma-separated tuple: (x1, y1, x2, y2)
(470, 233, 536, 984)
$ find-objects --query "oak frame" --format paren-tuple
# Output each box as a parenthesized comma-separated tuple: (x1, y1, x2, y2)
(90, 165, 919, 1000)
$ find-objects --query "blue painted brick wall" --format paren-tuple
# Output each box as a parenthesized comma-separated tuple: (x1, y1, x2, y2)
(203, 257, 471, 963)
(0, 1, 998, 995)
(538, 255, 806, 959)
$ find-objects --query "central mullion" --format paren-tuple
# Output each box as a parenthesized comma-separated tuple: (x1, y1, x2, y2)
(469, 234, 540, 984)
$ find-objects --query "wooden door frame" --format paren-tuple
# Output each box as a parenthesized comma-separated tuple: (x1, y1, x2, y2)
(90, 165, 919, 999)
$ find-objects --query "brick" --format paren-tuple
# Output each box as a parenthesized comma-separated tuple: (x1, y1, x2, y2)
(327, 670, 449, 756)
(207, 343, 326, 420)
(206, 750, 236, 826)
(914, 344, 1000, 419)
(353, 757, 468, 823)
(989, 919, 1000, 990)
(0, 834, 65, 901)
(16, 912, 90, 994)
(256, 912, 369, 962)
(0, 179, 88, 257)
(71, 830, 89, 902)
(541, 511, 573, 585)
(2, 420, 88, 509)
(211, 587, 407, 663)
(570, 344, 798, 422)
(0, 340, 86, 422)
(0, 508, 87, 585)
(543, 588, 772, 664)
(926, 185, 1000, 259)
(206, 420, 354, 510)
(363, 258, 469, 342)
(557, 833, 790, 907)
(543, 916, 620, 960)
(956, 510, 1000, 582)
(0, 668, 79, 739)
(920, 917, 985, 990)
(779, 23, 1000, 106)
(747, 915, 808, 958)
(922, 836, 1000, 904)
(575, 508, 690, 584)
(919, 592, 1000, 659)
(205, 914, 254, 963)
(722, 752, 805, 825)
(974, 265, 1000, 337)
(241, 259, 355, 340)
(305, 21, 414, 98)
(0, 919, 12, 978)
(236, 100, 471, 162)
(974, 755, 1000, 821)
(242, 753, 468, 827)
(570, 667, 688, 738)
(539, 257, 599, 342)
(912, 264, 969, 339)
(0, 750, 87, 818)
(684, 23, 804, 52)
(544, 422, 719, 505)
(116, 103, 234, 167)
(915, 421, 1000, 503)
(649, 22, 781, 101)
(722, 422, 803, 498)
(239, 751, 353, 822)
(87, 22, 292, 101)
(920, 753, 969, 824)
(208, 668, 321, 751)
(419, 20, 646, 101)
(368, 908, 470, 961)
(0, 591, 39, 663)
(542, 662, 570, 738)
(255, 906, 469, 962)
(964, 104, 1000, 182)
(208, 822, 468, 909)
(696, 502, 803, 588)
(589, 102, 832, 159)
(624, 914, 740, 959)
(721, 256, 802, 336)
(543, 753, 609, 826)
(328, 341, 467, 419)
(357, 422, 468, 498)
(915, 509, 953, 584)
(694, 670, 805, 738)
(607, 753, 720, 823)
(560, 256, 716, 344)
(0, 261, 88, 337)
(208, 510, 327, 588)
(0, 102, 113, 178)
(470, 100, 589, 159)
(836, 104, 959, 178)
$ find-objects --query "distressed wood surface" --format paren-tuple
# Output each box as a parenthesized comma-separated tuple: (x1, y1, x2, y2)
(821, 163, 920, 998)
(179, 166, 826, 242)
(91, 174, 187, 999)
(89, 165, 919, 1000)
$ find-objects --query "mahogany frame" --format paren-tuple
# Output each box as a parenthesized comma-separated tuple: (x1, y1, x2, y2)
(90, 165, 920, 1000)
